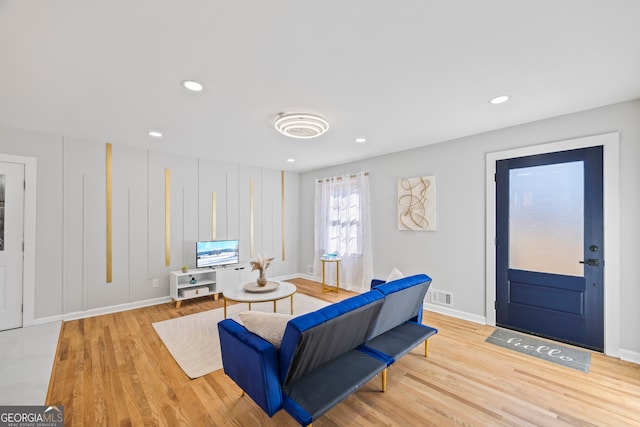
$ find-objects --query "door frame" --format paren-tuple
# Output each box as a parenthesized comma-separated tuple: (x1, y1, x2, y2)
(0, 153, 37, 328)
(485, 132, 620, 356)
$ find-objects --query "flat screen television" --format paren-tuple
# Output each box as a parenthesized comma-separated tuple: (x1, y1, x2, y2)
(196, 239, 239, 269)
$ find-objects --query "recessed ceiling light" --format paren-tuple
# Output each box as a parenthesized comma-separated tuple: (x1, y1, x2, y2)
(286, 158, 296, 163)
(489, 95, 510, 104)
(182, 80, 204, 92)
(354, 137, 366, 144)
(148, 130, 163, 138)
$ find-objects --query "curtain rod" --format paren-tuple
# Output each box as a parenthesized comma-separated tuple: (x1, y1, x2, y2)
(316, 172, 368, 183)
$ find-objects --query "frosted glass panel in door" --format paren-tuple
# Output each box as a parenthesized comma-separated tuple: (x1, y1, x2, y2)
(509, 161, 583, 276)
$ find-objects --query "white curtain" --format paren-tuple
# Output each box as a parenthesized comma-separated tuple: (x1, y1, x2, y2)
(314, 172, 373, 292)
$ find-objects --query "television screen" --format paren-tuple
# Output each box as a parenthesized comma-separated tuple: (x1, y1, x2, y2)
(196, 239, 239, 268)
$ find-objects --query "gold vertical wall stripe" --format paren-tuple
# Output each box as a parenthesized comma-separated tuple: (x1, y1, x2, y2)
(281, 170, 285, 261)
(165, 168, 171, 266)
(106, 143, 113, 283)
(250, 178, 254, 257)
(211, 192, 217, 240)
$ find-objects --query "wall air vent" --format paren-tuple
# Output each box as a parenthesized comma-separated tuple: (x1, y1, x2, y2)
(429, 289, 453, 307)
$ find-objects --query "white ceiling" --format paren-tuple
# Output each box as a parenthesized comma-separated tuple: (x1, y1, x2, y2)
(1, 1, 639, 172)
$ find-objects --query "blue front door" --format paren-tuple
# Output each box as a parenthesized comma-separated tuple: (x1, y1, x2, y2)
(496, 146, 604, 351)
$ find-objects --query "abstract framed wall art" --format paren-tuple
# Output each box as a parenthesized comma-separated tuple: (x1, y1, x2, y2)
(397, 175, 436, 231)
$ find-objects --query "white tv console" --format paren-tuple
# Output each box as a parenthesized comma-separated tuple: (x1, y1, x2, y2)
(170, 264, 248, 308)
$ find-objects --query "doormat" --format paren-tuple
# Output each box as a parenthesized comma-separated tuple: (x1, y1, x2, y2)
(486, 328, 591, 372)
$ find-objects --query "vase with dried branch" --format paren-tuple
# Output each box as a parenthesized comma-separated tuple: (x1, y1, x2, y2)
(250, 255, 274, 287)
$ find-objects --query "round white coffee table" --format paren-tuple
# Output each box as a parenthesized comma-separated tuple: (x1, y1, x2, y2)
(222, 281, 297, 318)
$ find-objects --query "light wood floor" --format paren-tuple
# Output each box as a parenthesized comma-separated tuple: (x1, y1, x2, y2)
(47, 278, 640, 426)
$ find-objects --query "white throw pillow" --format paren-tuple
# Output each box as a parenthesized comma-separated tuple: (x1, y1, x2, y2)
(238, 311, 294, 349)
(385, 267, 404, 283)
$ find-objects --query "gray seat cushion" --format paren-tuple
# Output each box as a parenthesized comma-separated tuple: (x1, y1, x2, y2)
(365, 321, 438, 361)
(282, 349, 386, 422)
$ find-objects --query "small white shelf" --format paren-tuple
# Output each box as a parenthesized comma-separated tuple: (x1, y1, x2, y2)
(170, 269, 219, 308)
(169, 264, 250, 308)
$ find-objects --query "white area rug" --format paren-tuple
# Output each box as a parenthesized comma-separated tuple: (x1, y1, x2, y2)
(152, 293, 329, 379)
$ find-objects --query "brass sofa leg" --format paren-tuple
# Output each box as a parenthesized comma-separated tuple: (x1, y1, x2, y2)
(381, 368, 387, 392)
(425, 339, 429, 357)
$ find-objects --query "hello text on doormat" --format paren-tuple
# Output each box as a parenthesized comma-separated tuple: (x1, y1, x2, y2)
(486, 328, 591, 372)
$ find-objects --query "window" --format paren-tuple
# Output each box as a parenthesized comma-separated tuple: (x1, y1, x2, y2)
(314, 172, 372, 292)
(326, 184, 362, 255)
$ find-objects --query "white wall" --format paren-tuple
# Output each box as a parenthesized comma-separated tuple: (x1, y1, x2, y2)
(0, 127, 301, 321)
(299, 99, 640, 359)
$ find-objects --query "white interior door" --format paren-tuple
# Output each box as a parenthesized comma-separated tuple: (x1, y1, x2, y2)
(0, 162, 25, 331)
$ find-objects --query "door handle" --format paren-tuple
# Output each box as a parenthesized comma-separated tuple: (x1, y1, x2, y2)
(579, 259, 599, 266)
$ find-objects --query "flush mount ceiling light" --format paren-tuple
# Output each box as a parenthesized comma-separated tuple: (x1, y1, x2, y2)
(274, 113, 329, 139)
(182, 80, 204, 92)
(489, 95, 510, 104)
(354, 137, 367, 144)
(148, 130, 163, 138)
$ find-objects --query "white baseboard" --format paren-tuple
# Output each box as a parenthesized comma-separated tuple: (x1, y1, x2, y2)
(619, 349, 640, 365)
(273, 273, 311, 282)
(31, 296, 172, 325)
(423, 302, 487, 325)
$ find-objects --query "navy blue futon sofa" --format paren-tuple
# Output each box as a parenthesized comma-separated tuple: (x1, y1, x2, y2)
(217, 274, 438, 426)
